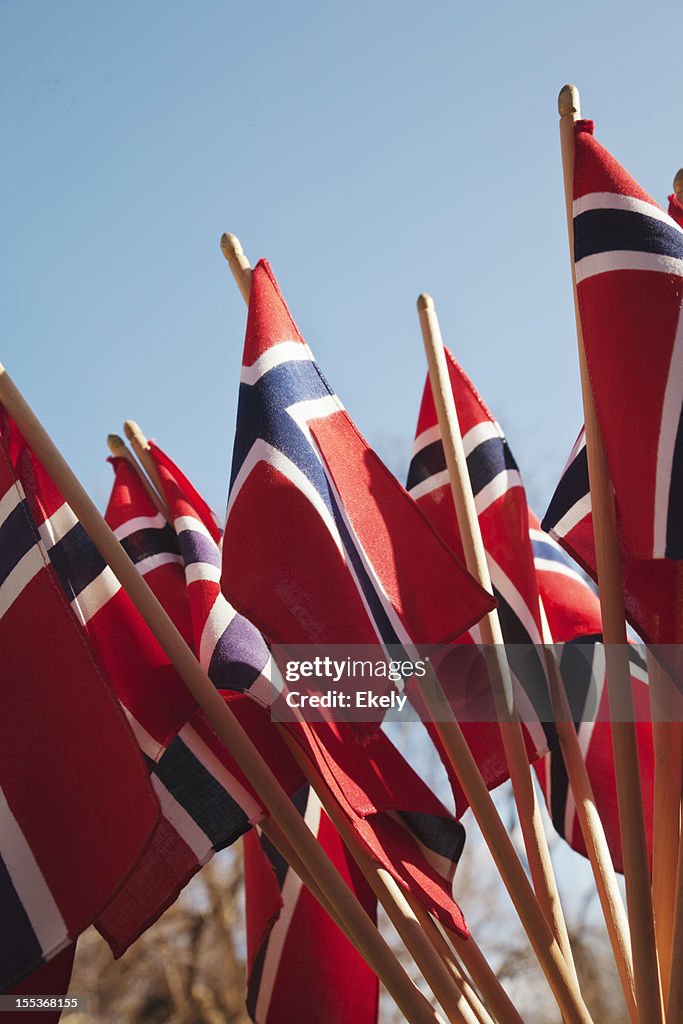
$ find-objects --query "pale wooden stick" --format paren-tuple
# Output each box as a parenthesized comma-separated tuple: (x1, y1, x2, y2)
(541, 645, 637, 1021)
(279, 725, 469, 1023)
(221, 234, 593, 1024)
(220, 233, 253, 303)
(123, 420, 167, 501)
(558, 82, 663, 1024)
(666, 792, 683, 1022)
(0, 365, 441, 1024)
(648, 653, 682, 1004)
(107, 433, 170, 520)
(402, 901, 499, 1024)
(415, 679, 593, 1024)
(416, 293, 578, 984)
(448, 932, 526, 1024)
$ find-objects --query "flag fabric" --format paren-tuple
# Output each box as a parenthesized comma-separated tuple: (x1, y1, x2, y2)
(148, 444, 279, 708)
(148, 436, 468, 933)
(223, 259, 495, 649)
(0, 412, 159, 991)
(244, 787, 379, 1024)
(142, 445, 380, 1023)
(542, 427, 683, 656)
(6, 945, 76, 1024)
(221, 260, 473, 935)
(406, 349, 555, 814)
(530, 521, 654, 874)
(551, 119, 683, 561)
(97, 455, 302, 955)
(403, 352, 655, 870)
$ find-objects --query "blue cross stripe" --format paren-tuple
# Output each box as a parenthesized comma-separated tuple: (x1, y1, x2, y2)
(531, 536, 577, 569)
(574, 208, 683, 264)
(229, 355, 403, 646)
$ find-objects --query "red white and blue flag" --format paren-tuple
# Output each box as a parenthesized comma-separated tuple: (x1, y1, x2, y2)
(0, 412, 159, 991)
(406, 350, 554, 813)
(223, 260, 495, 649)
(531, 522, 654, 874)
(148, 443, 279, 708)
(546, 119, 683, 561)
(97, 454, 302, 955)
(221, 260, 474, 935)
(542, 426, 683, 655)
(244, 786, 379, 1024)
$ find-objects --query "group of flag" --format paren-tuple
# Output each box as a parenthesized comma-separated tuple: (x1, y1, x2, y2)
(1, 99, 682, 1023)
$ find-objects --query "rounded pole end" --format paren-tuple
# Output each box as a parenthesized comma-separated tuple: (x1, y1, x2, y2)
(221, 232, 244, 262)
(558, 84, 581, 118)
(107, 433, 125, 454)
(674, 168, 683, 196)
(123, 420, 142, 443)
(417, 293, 434, 313)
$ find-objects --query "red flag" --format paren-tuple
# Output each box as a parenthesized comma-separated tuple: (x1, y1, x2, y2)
(245, 788, 378, 1024)
(223, 260, 495, 648)
(530, 513, 654, 874)
(221, 260, 472, 935)
(97, 455, 302, 956)
(0, 414, 159, 991)
(406, 350, 553, 813)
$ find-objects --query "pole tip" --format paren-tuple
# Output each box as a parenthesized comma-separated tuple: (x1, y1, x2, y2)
(220, 233, 244, 262)
(107, 433, 126, 454)
(123, 420, 143, 443)
(417, 293, 434, 313)
(558, 84, 580, 118)
(674, 168, 683, 196)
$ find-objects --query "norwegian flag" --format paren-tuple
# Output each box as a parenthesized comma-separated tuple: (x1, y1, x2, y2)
(141, 444, 380, 1023)
(150, 436, 469, 935)
(562, 119, 683, 561)
(148, 443, 279, 708)
(406, 349, 554, 813)
(97, 455, 302, 955)
(244, 787, 378, 1024)
(0, 413, 159, 991)
(403, 353, 655, 868)
(223, 260, 495, 649)
(531, 523, 654, 874)
(542, 427, 683, 657)
(221, 260, 473, 935)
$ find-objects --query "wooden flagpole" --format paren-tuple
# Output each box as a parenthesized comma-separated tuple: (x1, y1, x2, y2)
(543, 648, 638, 1021)
(220, 233, 594, 1024)
(558, 83, 663, 1024)
(447, 932, 526, 1024)
(667, 795, 683, 1022)
(648, 652, 682, 1005)
(280, 730, 479, 1024)
(416, 294, 577, 978)
(651, 174, 683, 1008)
(0, 366, 446, 1024)
(122, 421, 167, 500)
(118, 424, 466, 1022)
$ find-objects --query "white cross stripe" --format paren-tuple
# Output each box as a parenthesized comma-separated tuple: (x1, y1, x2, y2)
(113, 513, 168, 541)
(240, 340, 316, 386)
(576, 250, 683, 284)
(573, 192, 683, 234)
(0, 788, 67, 959)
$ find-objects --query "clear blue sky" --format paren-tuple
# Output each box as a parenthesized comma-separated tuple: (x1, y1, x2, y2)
(1, 1, 680, 515)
